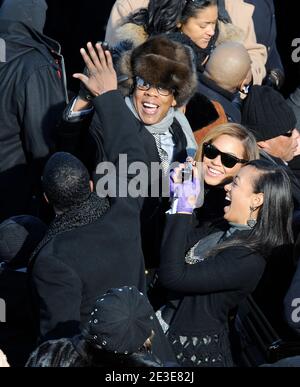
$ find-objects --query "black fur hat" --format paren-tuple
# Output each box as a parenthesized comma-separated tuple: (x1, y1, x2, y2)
(116, 35, 197, 107)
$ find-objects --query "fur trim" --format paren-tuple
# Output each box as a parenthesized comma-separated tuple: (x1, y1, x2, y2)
(216, 21, 246, 46)
(115, 23, 148, 47)
(116, 35, 197, 107)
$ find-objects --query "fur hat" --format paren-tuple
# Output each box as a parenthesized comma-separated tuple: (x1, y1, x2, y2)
(116, 35, 197, 107)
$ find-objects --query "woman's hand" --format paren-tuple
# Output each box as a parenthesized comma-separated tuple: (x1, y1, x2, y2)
(73, 42, 117, 97)
(170, 159, 202, 214)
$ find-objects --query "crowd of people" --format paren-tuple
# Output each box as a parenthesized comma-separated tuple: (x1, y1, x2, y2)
(1, 0, 300, 367)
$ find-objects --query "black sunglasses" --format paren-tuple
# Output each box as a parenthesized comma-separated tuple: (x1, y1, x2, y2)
(135, 76, 175, 96)
(203, 142, 248, 168)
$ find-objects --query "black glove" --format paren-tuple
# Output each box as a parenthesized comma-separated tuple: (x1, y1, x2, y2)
(263, 68, 285, 90)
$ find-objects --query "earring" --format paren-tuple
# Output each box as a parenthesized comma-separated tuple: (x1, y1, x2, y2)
(247, 206, 257, 228)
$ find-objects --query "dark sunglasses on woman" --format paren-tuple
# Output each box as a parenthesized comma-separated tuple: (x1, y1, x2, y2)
(203, 142, 248, 168)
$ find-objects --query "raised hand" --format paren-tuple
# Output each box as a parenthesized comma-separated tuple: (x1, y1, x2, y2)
(73, 42, 117, 97)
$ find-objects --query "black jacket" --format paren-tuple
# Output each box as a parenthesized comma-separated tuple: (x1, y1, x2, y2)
(31, 92, 147, 341)
(284, 257, 300, 337)
(0, 268, 37, 367)
(60, 101, 189, 270)
(0, 5, 68, 220)
(259, 150, 300, 210)
(245, 0, 284, 72)
(197, 73, 242, 123)
(158, 214, 266, 367)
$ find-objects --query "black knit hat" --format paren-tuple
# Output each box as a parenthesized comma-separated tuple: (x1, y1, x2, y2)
(242, 85, 296, 141)
(0, 215, 47, 268)
(83, 286, 155, 354)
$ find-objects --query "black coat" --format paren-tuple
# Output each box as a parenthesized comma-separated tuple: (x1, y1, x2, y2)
(0, 268, 37, 367)
(197, 73, 242, 123)
(0, 20, 67, 221)
(259, 150, 300, 210)
(158, 214, 266, 367)
(284, 257, 300, 337)
(245, 0, 284, 72)
(60, 99, 189, 270)
(31, 92, 147, 341)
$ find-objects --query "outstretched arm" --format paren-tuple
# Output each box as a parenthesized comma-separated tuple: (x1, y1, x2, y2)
(73, 42, 146, 166)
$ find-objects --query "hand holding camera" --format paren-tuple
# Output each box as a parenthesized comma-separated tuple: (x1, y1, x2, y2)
(170, 158, 202, 214)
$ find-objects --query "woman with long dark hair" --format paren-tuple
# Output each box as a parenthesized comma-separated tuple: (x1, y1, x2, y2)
(157, 159, 294, 366)
(105, 0, 266, 83)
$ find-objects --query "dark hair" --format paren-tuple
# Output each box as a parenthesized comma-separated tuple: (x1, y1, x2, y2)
(208, 159, 294, 259)
(42, 152, 91, 213)
(127, 0, 187, 35)
(180, 0, 218, 24)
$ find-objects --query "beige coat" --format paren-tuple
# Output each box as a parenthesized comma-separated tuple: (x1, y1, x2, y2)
(0, 349, 9, 367)
(105, 0, 267, 84)
(224, 0, 267, 84)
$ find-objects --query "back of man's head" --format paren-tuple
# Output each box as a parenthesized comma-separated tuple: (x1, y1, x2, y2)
(0, 0, 47, 34)
(205, 41, 251, 92)
(42, 152, 91, 213)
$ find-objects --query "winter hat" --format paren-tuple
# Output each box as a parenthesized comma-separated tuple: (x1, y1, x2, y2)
(242, 85, 296, 141)
(116, 35, 197, 107)
(0, 0, 48, 34)
(83, 286, 155, 354)
(0, 215, 47, 268)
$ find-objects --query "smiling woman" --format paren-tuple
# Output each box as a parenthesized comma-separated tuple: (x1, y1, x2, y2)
(158, 159, 294, 366)
(193, 123, 259, 222)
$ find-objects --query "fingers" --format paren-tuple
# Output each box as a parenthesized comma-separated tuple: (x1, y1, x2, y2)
(79, 46, 97, 75)
(87, 42, 103, 71)
(72, 73, 89, 84)
(103, 48, 114, 72)
(78, 42, 108, 76)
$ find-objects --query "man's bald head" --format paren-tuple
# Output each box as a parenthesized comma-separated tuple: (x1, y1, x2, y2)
(205, 42, 251, 92)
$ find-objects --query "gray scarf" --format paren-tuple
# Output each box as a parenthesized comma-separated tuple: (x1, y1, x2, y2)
(125, 96, 197, 156)
(185, 222, 251, 264)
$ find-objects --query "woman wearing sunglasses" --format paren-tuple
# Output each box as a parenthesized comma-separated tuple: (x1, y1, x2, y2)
(193, 123, 259, 222)
(157, 159, 294, 366)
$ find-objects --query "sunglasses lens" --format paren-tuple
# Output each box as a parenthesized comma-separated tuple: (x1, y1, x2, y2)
(203, 143, 218, 159)
(203, 143, 238, 168)
(221, 154, 237, 168)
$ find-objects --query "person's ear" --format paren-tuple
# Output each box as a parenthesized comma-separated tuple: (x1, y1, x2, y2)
(239, 69, 253, 93)
(251, 192, 264, 209)
(172, 98, 177, 107)
(176, 22, 182, 29)
(257, 140, 270, 151)
(89, 180, 94, 192)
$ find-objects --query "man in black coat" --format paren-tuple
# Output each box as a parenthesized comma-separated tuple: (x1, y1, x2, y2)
(62, 36, 197, 275)
(30, 46, 152, 340)
(242, 85, 300, 208)
(30, 46, 177, 363)
(0, 0, 68, 221)
(196, 41, 252, 123)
